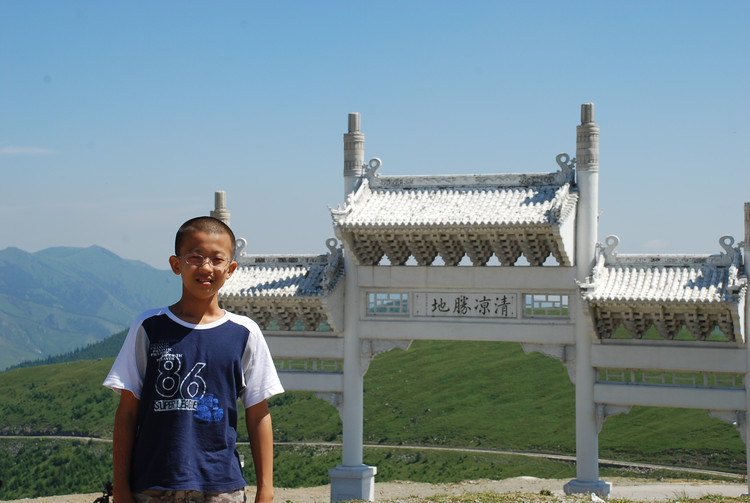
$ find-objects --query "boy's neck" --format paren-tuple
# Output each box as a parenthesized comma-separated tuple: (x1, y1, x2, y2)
(169, 299, 225, 325)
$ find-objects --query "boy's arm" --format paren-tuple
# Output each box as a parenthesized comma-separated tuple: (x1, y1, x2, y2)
(113, 390, 139, 503)
(246, 399, 274, 503)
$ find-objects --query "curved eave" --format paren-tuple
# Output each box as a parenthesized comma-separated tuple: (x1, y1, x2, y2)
(584, 298, 743, 314)
(335, 221, 561, 232)
(580, 242, 747, 341)
(334, 223, 574, 266)
(582, 250, 747, 306)
(220, 278, 345, 333)
(220, 290, 327, 300)
(332, 182, 576, 229)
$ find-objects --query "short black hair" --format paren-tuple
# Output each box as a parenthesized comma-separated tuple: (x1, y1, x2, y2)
(175, 216, 236, 258)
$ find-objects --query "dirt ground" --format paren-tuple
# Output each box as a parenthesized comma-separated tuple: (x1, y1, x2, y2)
(3, 478, 749, 503)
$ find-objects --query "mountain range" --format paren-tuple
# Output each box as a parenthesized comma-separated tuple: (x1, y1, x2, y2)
(0, 245, 179, 370)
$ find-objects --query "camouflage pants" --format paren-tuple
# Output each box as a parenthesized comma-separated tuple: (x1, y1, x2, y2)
(133, 489, 246, 503)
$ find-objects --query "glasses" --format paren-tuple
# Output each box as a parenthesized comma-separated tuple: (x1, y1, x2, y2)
(177, 254, 233, 268)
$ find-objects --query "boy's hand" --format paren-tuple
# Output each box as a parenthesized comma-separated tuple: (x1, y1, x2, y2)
(253, 486, 274, 503)
(113, 488, 135, 503)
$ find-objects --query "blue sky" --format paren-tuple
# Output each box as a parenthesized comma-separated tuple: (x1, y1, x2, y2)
(1, 1, 747, 269)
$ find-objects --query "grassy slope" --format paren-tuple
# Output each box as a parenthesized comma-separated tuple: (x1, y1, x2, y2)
(0, 340, 745, 498)
(362, 340, 576, 452)
(5, 329, 128, 372)
(0, 340, 744, 467)
(0, 359, 119, 436)
(361, 340, 744, 471)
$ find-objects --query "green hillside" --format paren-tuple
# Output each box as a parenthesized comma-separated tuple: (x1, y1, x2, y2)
(0, 340, 745, 499)
(0, 246, 178, 370)
(6, 329, 128, 372)
(0, 359, 119, 437)
(362, 340, 744, 472)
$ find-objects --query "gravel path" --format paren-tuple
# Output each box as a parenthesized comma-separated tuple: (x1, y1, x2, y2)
(3, 478, 749, 503)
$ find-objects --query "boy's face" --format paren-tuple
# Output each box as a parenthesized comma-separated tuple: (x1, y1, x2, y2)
(168, 230, 237, 301)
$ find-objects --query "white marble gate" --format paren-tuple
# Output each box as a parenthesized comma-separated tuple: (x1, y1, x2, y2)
(218, 104, 749, 501)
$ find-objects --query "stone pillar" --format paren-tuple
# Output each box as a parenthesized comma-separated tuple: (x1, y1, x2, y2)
(564, 103, 611, 498)
(210, 190, 231, 227)
(329, 255, 376, 501)
(344, 113, 366, 198)
(744, 202, 750, 495)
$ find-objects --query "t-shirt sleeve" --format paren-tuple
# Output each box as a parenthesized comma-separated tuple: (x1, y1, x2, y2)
(102, 315, 150, 399)
(239, 324, 284, 408)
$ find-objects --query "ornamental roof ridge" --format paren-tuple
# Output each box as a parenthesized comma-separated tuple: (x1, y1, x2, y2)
(597, 235, 743, 269)
(222, 238, 345, 298)
(580, 235, 747, 307)
(549, 183, 578, 224)
(365, 152, 576, 190)
(330, 183, 576, 230)
(330, 177, 371, 220)
(234, 237, 343, 266)
(236, 254, 332, 266)
(368, 173, 559, 189)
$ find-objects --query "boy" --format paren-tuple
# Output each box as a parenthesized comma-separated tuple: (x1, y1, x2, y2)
(104, 216, 283, 503)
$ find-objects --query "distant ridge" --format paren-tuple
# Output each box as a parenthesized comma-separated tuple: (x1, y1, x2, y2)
(5, 328, 127, 372)
(0, 245, 178, 370)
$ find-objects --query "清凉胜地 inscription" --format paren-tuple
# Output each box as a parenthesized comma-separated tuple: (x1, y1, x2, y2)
(413, 293, 517, 319)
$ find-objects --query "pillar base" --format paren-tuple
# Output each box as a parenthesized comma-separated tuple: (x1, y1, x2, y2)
(563, 478, 611, 499)
(329, 464, 377, 502)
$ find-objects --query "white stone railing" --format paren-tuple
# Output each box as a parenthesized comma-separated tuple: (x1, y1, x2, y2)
(597, 368, 743, 389)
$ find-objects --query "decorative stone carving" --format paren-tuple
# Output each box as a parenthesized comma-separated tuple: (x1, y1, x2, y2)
(709, 410, 746, 444)
(595, 404, 632, 434)
(491, 233, 524, 266)
(211, 190, 231, 226)
(364, 157, 382, 178)
(462, 231, 494, 266)
(435, 233, 465, 266)
(521, 344, 576, 383)
(235, 237, 247, 258)
(406, 232, 439, 265)
(381, 234, 411, 266)
(519, 232, 552, 266)
(360, 340, 412, 377)
(316, 392, 344, 420)
(554, 153, 576, 184)
(576, 103, 599, 174)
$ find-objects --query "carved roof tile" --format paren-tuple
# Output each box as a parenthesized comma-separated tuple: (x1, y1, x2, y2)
(582, 236, 746, 305)
(332, 179, 575, 228)
(330, 154, 578, 266)
(580, 236, 747, 341)
(220, 241, 344, 300)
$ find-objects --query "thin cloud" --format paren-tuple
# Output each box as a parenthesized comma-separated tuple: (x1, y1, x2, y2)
(0, 146, 57, 155)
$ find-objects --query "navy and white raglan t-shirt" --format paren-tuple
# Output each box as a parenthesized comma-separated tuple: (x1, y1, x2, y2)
(103, 307, 284, 493)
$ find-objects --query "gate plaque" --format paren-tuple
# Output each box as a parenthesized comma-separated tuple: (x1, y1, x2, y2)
(413, 292, 518, 319)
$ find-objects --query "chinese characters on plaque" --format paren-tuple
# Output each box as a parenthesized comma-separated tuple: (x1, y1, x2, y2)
(413, 292, 517, 319)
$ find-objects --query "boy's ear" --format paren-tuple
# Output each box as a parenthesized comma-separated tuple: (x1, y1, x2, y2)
(169, 255, 182, 275)
(226, 260, 238, 278)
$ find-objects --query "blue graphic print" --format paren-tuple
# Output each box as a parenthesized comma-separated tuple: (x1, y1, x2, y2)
(194, 394, 224, 422)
